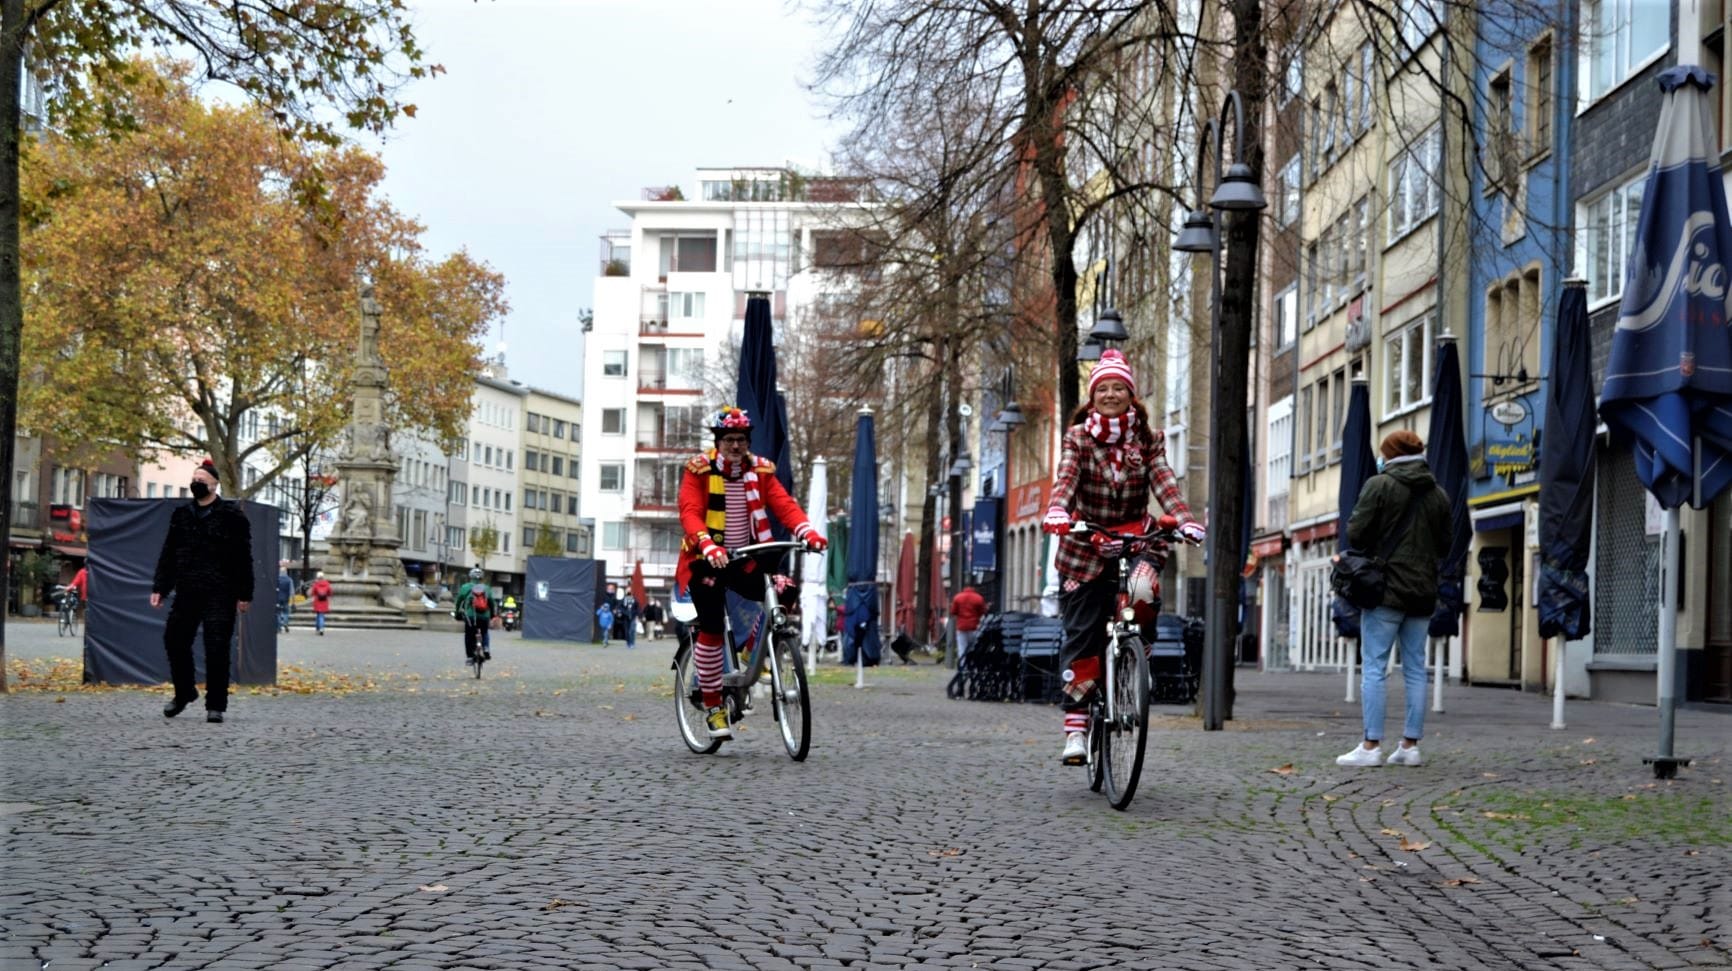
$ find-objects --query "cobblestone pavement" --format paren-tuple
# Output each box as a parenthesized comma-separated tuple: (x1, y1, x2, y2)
(2, 622, 1728, 970)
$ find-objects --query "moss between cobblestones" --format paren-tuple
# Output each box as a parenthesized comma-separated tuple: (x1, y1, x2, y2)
(1440, 788, 1730, 854)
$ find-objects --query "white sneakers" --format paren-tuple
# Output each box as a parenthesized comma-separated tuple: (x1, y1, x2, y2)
(1385, 744, 1423, 766)
(1336, 742, 1423, 767)
(1335, 743, 1384, 767)
(1061, 732, 1088, 765)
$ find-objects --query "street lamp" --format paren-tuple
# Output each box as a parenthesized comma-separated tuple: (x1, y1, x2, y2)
(1182, 88, 1266, 732)
(1077, 337, 1104, 362)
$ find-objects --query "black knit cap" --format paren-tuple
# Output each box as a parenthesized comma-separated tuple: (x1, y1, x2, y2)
(199, 458, 220, 482)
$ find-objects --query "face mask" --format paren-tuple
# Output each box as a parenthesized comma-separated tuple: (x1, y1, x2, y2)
(190, 481, 211, 500)
(1375, 457, 1387, 474)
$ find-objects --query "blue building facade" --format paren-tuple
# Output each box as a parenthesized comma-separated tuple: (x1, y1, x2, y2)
(1461, 8, 1576, 686)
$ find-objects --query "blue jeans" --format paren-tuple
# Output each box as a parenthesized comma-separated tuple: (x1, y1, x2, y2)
(314, 612, 325, 633)
(1359, 605, 1429, 743)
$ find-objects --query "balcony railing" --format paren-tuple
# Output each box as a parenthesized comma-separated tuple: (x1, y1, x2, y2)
(641, 316, 669, 334)
(633, 484, 679, 509)
(10, 501, 40, 530)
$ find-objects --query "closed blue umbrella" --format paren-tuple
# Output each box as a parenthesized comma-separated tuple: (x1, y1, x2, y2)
(1599, 66, 1732, 775)
(844, 408, 881, 666)
(737, 293, 795, 510)
(1332, 377, 1376, 640)
(1538, 282, 1596, 641)
(1425, 337, 1471, 638)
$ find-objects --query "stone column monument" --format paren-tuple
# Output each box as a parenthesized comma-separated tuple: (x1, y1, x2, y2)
(321, 285, 410, 621)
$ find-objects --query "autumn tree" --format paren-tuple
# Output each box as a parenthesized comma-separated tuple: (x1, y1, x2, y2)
(0, 0, 437, 688)
(18, 62, 506, 494)
(531, 520, 563, 559)
(469, 521, 500, 566)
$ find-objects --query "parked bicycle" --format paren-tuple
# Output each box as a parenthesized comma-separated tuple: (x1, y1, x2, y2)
(1068, 515, 1194, 810)
(671, 540, 811, 761)
(52, 586, 80, 638)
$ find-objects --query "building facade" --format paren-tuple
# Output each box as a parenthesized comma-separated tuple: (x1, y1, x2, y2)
(465, 367, 526, 591)
(518, 387, 590, 574)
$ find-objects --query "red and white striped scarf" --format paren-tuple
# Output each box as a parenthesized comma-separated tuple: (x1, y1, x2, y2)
(1083, 409, 1139, 485)
(708, 450, 772, 546)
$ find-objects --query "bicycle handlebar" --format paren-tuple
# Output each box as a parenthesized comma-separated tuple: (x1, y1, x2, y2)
(1068, 520, 1198, 546)
(728, 540, 813, 558)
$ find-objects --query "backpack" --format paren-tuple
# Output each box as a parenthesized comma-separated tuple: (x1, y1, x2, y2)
(470, 585, 490, 613)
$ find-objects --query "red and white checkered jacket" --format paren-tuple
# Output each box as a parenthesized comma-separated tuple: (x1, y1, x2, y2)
(1048, 424, 1194, 584)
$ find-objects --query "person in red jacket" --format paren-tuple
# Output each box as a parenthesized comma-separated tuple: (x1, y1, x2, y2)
(677, 406, 825, 741)
(68, 566, 89, 602)
(309, 571, 332, 636)
(950, 586, 987, 663)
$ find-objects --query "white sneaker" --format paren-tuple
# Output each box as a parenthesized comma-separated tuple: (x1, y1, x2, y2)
(1061, 732, 1088, 766)
(1385, 744, 1422, 766)
(1335, 743, 1384, 767)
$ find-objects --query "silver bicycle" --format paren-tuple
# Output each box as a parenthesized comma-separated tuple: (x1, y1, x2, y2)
(671, 540, 811, 761)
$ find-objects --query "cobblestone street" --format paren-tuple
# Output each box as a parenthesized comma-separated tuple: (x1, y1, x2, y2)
(2, 621, 1728, 970)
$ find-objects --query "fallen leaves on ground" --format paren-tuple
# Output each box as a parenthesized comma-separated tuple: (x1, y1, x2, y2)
(1482, 810, 1529, 820)
(1441, 877, 1481, 887)
(545, 897, 574, 910)
(1400, 837, 1432, 852)
(1380, 827, 1404, 837)
(5, 658, 403, 696)
(417, 884, 448, 893)
(1269, 764, 1297, 776)
(927, 847, 964, 858)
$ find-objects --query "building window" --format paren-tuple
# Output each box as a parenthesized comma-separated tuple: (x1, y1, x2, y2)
(602, 409, 626, 435)
(1282, 44, 1303, 103)
(569, 457, 581, 480)
(523, 526, 537, 546)
(602, 521, 626, 550)
(1304, 243, 1319, 324)
(567, 495, 578, 515)
(599, 463, 624, 492)
(147, 482, 158, 498)
(1527, 37, 1553, 156)
(1581, 0, 1669, 105)
(602, 351, 627, 377)
(1313, 372, 1332, 467)
(523, 488, 534, 510)
(1384, 313, 1436, 415)
(1297, 386, 1313, 474)
(1399, 0, 1440, 55)
(525, 449, 539, 472)
(1267, 395, 1293, 498)
(1330, 367, 1347, 462)
(669, 292, 706, 319)
(1276, 285, 1298, 349)
(447, 526, 464, 551)
(551, 456, 564, 476)
(1388, 125, 1443, 241)
(1485, 267, 1544, 392)
(504, 492, 511, 511)
(1276, 155, 1300, 228)
(527, 412, 541, 434)
(566, 532, 582, 554)
(1577, 172, 1645, 306)
(1358, 44, 1374, 130)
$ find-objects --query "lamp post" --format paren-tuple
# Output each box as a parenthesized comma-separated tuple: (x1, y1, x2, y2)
(990, 379, 1027, 613)
(1173, 89, 1267, 731)
(945, 450, 972, 667)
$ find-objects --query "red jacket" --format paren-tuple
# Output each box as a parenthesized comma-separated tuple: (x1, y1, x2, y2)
(309, 578, 332, 614)
(69, 567, 88, 600)
(676, 452, 813, 593)
(950, 587, 987, 632)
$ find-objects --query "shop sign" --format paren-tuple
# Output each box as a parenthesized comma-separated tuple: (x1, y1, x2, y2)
(1490, 400, 1528, 427)
(1485, 436, 1536, 477)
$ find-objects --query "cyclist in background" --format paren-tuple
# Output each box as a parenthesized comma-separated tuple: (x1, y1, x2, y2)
(1042, 349, 1204, 765)
(454, 568, 494, 663)
(677, 406, 826, 740)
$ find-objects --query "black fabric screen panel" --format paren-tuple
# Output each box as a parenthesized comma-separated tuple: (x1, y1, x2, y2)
(83, 498, 279, 686)
(522, 557, 601, 642)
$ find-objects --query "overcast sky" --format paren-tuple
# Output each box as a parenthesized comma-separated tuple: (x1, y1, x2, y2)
(368, 0, 845, 399)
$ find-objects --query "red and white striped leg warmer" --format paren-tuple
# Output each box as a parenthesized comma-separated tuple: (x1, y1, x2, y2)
(1063, 712, 1089, 735)
(695, 631, 725, 709)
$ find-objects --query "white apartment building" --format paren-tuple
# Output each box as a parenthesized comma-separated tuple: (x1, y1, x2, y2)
(463, 366, 527, 590)
(581, 166, 871, 595)
(391, 430, 457, 588)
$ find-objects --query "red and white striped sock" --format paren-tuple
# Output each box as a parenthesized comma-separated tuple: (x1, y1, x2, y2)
(1063, 712, 1089, 735)
(695, 632, 725, 708)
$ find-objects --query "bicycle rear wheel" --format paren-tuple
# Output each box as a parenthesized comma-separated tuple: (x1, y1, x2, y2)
(673, 645, 722, 755)
(472, 654, 484, 679)
(1103, 635, 1151, 811)
(69, 611, 79, 637)
(57, 611, 71, 637)
(769, 630, 810, 761)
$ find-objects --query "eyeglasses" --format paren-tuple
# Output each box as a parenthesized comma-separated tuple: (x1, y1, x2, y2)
(719, 436, 750, 446)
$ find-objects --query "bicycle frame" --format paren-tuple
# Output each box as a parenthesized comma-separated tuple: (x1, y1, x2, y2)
(720, 540, 806, 694)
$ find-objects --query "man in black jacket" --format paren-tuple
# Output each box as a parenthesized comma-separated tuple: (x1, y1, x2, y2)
(151, 459, 254, 723)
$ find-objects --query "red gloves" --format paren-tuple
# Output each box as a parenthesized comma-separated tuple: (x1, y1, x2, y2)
(699, 538, 729, 569)
(796, 524, 828, 552)
(1042, 508, 1073, 536)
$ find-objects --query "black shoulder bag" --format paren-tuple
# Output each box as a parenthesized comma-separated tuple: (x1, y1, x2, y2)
(1330, 484, 1422, 611)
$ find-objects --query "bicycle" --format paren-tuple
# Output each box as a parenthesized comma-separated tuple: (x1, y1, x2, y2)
(671, 540, 811, 761)
(1068, 516, 1192, 811)
(53, 587, 80, 638)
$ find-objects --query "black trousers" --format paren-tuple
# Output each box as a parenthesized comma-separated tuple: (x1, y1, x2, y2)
(163, 592, 237, 712)
(464, 620, 488, 658)
(687, 557, 773, 638)
(1058, 565, 1119, 713)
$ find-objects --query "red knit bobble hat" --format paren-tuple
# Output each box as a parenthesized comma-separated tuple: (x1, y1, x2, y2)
(1087, 348, 1137, 400)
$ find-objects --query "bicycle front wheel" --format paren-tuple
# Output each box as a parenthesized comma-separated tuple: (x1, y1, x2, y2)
(673, 645, 722, 755)
(1103, 635, 1151, 811)
(57, 611, 71, 637)
(769, 631, 810, 761)
(69, 610, 79, 637)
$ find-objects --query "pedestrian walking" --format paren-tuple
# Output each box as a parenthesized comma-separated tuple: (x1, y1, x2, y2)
(1335, 430, 1453, 768)
(1042, 350, 1204, 765)
(454, 568, 494, 663)
(621, 594, 638, 650)
(275, 563, 293, 633)
(308, 571, 332, 635)
(150, 459, 254, 724)
(950, 585, 987, 663)
(596, 602, 614, 648)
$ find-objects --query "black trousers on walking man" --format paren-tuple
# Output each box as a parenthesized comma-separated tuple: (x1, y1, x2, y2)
(163, 592, 238, 712)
